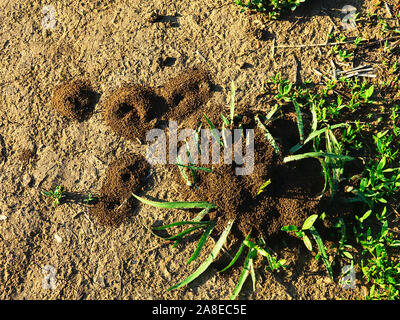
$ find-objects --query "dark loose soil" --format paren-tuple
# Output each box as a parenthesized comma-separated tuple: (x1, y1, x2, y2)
(52, 80, 97, 121)
(103, 84, 167, 142)
(173, 110, 325, 240)
(90, 154, 150, 226)
(161, 66, 214, 121)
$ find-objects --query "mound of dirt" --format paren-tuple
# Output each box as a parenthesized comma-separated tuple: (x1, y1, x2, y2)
(103, 84, 167, 142)
(52, 80, 97, 121)
(174, 113, 325, 240)
(90, 154, 150, 226)
(161, 67, 213, 120)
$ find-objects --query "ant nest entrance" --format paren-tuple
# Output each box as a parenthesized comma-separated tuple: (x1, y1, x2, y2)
(90, 154, 150, 226)
(103, 84, 167, 141)
(52, 80, 97, 121)
(175, 115, 325, 241)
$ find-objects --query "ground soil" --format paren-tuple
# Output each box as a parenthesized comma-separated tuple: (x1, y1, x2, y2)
(0, 0, 397, 300)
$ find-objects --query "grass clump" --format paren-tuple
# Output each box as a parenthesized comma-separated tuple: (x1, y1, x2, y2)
(234, 0, 307, 18)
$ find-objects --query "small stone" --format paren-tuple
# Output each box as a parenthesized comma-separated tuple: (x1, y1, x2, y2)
(22, 173, 33, 187)
(0, 215, 7, 221)
(54, 234, 63, 243)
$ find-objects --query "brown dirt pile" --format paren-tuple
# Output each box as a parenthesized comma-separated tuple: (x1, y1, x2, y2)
(103, 84, 167, 142)
(52, 80, 97, 121)
(90, 154, 150, 226)
(174, 113, 324, 240)
(161, 67, 213, 121)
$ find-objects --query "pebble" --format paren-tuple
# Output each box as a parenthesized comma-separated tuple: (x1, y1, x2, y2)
(0, 215, 7, 221)
(22, 173, 33, 187)
(54, 234, 63, 243)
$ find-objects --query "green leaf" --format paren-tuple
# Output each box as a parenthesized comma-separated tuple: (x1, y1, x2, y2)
(343, 251, 353, 259)
(221, 114, 230, 126)
(290, 124, 348, 153)
(303, 234, 313, 251)
(132, 193, 217, 209)
(168, 219, 235, 291)
(204, 114, 223, 147)
(310, 226, 333, 280)
(176, 163, 213, 172)
(220, 234, 250, 272)
(281, 225, 298, 232)
(187, 221, 215, 264)
(302, 214, 318, 230)
(364, 85, 374, 100)
(167, 225, 206, 241)
(293, 99, 304, 143)
(255, 115, 280, 155)
(257, 179, 272, 196)
(230, 247, 256, 300)
(283, 152, 354, 163)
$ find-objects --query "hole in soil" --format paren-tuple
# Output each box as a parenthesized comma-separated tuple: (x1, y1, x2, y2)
(67, 96, 81, 109)
(121, 173, 131, 182)
(173, 93, 184, 106)
(117, 103, 132, 118)
(106, 200, 120, 211)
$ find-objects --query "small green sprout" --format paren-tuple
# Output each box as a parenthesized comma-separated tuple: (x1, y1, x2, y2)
(83, 192, 97, 204)
(42, 185, 66, 208)
(282, 214, 333, 279)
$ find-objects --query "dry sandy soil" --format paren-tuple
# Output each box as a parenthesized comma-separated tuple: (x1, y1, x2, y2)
(0, 0, 394, 299)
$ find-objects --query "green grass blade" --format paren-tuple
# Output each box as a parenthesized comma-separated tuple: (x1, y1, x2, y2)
(167, 225, 206, 241)
(290, 124, 348, 153)
(310, 226, 333, 280)
(230, 248, 256, 300)
(221, 113, 230, 126)
(168, 219, 235, 291)
(319, 158, 334, 196)
(176, 156, 193, 187)
(187, 221, 216, 264)
(265, 104, 281, 124)
(311, 102, 318, 133)
(171, 209, 211, 247)
(153, 220, 211, 230)
(302, 214, 318, 230)
(220, 234, 250, 272)
(204, 114, 223, 147)
(176, 163, 213, 172)
(193, 208, 210, 221)
(283, 152, 354, 163)
(293, 99, 305, 143)
(255, 115, 281, 155)
(132, 193, 217, 209)
(249, 258, 256, 291)
(257, 179, 272, 196)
